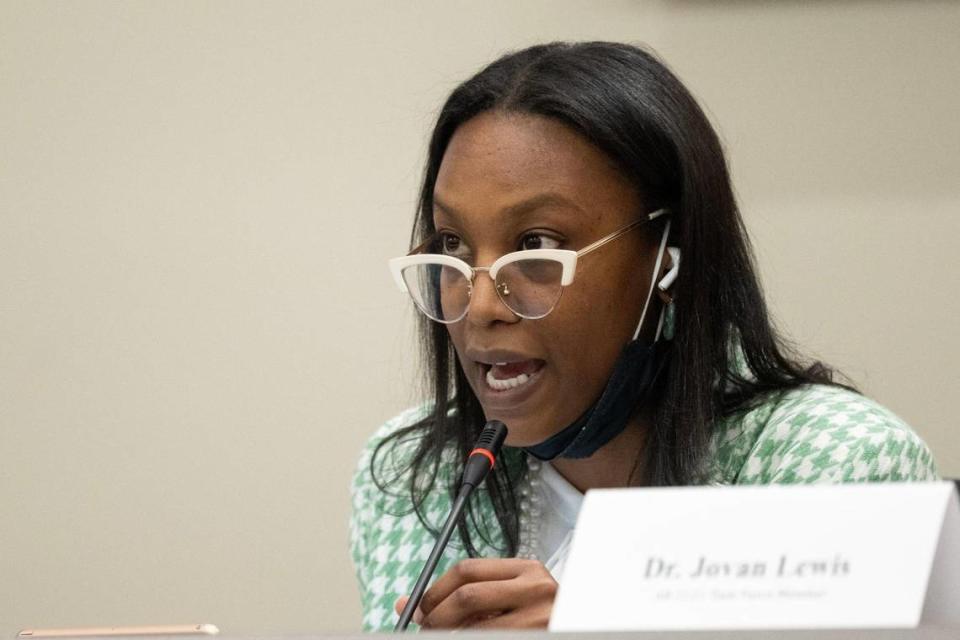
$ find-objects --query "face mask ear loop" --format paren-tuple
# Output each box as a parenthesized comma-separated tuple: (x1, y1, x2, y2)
(631, 219, 672, 342)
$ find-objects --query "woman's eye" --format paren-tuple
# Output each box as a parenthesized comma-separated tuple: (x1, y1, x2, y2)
(439, 233, 469, 257)
(520, 233, 562, 251)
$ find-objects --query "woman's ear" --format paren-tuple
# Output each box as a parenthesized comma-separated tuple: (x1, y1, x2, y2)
(656, 246, 680, 303)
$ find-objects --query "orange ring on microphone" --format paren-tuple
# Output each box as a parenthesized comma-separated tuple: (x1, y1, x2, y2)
(469, 448, 496, 469)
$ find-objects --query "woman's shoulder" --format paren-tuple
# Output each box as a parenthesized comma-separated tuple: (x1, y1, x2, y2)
(712, 384, 939, 485)
(351, 404, 435, 501)
(355, 405, 430, 467)
(349, 405, 452, 631)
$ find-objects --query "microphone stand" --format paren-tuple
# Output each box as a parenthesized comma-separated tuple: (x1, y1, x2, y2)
(394, 420, 508, 632)
(394, 485, 473, 631)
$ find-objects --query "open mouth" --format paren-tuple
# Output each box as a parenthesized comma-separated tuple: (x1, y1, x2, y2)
(482, 359, 546, 391)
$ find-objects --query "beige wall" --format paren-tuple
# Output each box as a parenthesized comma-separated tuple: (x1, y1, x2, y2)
(2, 0, 957, 635)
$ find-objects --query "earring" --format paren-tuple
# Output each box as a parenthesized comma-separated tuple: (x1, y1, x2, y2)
(662, 300, 676, 341)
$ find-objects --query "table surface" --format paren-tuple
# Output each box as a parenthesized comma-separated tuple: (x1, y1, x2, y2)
(30, 628, 959, 640)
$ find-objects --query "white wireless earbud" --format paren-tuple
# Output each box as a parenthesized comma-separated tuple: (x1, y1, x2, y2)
(657, 246, 681, 291)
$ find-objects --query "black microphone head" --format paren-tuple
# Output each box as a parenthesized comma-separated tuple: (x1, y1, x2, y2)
(460, 420, 509, 490)
(476, 419, 508, 455)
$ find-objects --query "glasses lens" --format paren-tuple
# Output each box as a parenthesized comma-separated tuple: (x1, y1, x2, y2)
(401, 263, 470, 323)
(496, 259, 564, 319)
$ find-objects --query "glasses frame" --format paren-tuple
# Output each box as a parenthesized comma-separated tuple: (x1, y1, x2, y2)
(389, 208, 669, 323)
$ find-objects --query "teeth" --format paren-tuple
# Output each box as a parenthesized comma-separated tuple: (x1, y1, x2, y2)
(485, 369, 532, 391)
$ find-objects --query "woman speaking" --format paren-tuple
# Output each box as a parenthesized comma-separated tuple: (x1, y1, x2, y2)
(349, 41, 937, 631)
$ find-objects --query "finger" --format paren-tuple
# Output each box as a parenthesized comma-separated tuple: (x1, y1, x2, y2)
(469, 604, 553, 630)
(422, 569, 557, 630)
(420, 578, 524, 629)
(463, 571, 557, 630)
(419, 558, 540, 615)
(393, 596, 424, 625)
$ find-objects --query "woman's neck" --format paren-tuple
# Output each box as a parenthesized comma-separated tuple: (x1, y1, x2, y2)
(548, 418, 648, 493)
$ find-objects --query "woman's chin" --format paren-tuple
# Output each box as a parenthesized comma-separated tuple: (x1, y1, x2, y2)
(473, 375, 582, 447)
(494, 417, 564, 449)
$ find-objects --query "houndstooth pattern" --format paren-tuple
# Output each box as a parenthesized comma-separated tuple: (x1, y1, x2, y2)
(349, 385, 937, 631)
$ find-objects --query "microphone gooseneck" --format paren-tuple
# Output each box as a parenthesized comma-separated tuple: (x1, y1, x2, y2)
(394, 419, 508, 631)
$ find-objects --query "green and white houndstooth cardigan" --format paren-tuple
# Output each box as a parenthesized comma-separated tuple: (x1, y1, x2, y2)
(349, 384, 938, 631)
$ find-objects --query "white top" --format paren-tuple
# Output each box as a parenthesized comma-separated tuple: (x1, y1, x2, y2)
(536, 461, 584, 579)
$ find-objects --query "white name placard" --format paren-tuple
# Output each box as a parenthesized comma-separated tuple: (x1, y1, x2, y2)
(550, 482, 959, 631)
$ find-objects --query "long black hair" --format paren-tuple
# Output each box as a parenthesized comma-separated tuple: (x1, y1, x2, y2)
(372, 41, 846, 557)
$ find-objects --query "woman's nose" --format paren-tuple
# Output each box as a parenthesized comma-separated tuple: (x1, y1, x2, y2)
(467, 269, 518, 327)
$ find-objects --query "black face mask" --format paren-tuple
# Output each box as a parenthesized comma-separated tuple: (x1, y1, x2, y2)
(523, 337, 669, 461)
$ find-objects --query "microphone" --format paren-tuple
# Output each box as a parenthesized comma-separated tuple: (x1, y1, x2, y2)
(394, 420, 508, 631)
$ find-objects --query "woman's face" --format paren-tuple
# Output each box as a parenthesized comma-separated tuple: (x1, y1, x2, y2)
(435, 111, 662, 447)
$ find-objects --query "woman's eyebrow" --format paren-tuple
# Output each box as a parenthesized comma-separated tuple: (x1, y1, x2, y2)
(433, 192, 586, 221)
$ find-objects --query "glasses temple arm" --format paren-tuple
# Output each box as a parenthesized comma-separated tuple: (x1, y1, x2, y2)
(577, 208, 669, 258)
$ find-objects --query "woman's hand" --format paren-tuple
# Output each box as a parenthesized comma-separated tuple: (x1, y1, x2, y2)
(394, 558, 557, 629)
